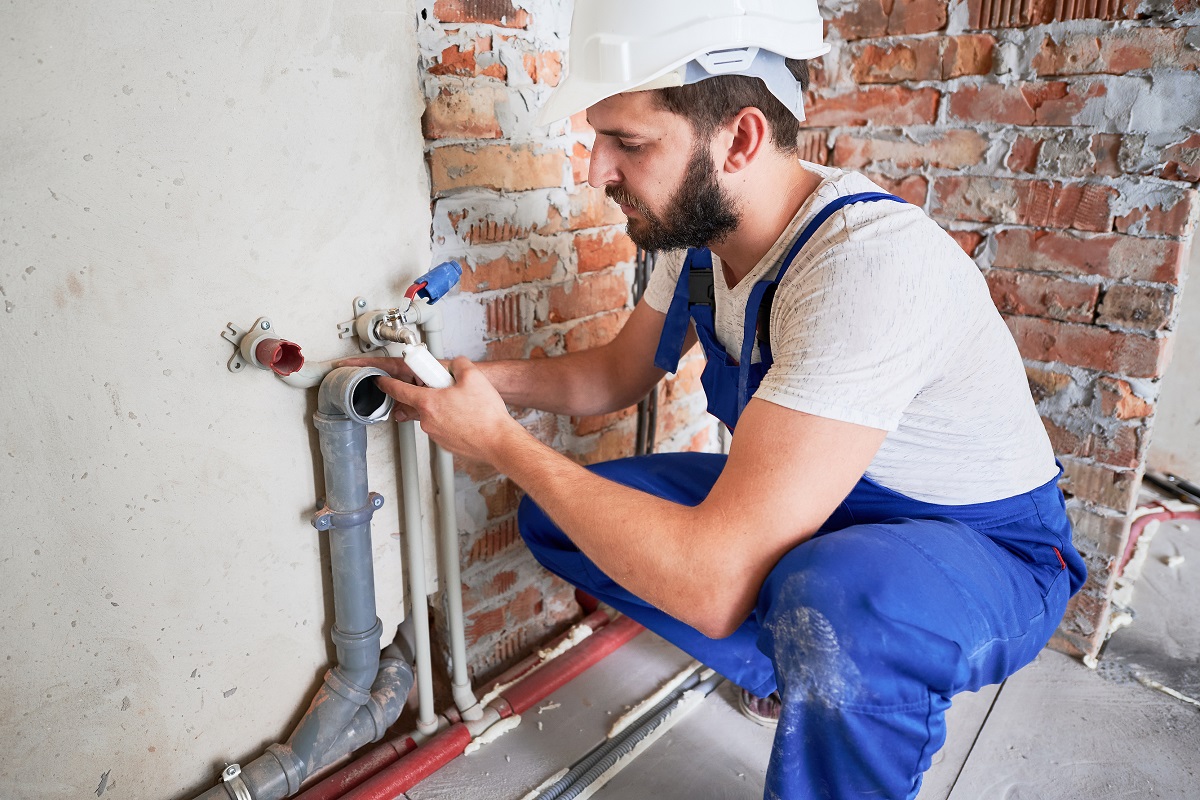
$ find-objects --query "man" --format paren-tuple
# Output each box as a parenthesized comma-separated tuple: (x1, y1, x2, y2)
(368, 1, 1087, 797)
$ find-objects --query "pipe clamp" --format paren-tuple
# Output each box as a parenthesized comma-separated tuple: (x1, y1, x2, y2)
(312, 492, 385, 531)
(220, 764, 252, 800)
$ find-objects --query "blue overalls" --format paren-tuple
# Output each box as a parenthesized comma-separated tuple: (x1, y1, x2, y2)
(519, 193, 1087, 799)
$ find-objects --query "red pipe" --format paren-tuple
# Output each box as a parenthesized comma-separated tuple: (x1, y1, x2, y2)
(254, 337, 304, 376)
(295, 737, 417, 800)
(309, 612, 643, 800)
(1119, 507, 1200, 576)
(503, 615, 643, 715)
(339, 723, 473, 800)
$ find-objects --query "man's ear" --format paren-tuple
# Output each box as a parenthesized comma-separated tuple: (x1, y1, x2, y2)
(722, 107, 769, 174)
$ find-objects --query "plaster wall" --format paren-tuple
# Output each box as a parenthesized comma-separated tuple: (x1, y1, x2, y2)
(1149, 240, 1200, 480)
(0, 2, 432, 797)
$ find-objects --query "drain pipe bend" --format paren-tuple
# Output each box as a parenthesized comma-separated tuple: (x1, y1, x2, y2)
(193, 367, 406, 800)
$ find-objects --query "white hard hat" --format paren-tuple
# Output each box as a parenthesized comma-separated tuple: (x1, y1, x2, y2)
(536, 0, 830, 126)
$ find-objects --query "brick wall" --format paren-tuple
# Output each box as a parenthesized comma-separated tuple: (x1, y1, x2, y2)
(814, 0, 1199, 658)
(417, 0, 719, 683)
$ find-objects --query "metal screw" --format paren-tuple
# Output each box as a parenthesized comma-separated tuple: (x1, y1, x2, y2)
(260, 320, 270, 330)
(357, 299, 367, 308)
(223, 764, 241, 780)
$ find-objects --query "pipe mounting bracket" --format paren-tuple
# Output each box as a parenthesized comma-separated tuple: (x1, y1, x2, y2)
(220, 764, 252, 800)
(311, 492, 385, 532)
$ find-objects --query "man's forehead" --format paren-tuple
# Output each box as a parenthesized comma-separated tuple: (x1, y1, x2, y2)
(585, 91, 676, 136)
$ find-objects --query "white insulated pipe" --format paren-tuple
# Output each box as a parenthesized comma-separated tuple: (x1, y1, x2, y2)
(420, 319, 480, 718)
(397, 421, 439, 738)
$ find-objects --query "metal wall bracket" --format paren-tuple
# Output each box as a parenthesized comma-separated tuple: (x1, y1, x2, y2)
(337, 296, 382, 353)
(220, 764, 252, 800)
(221, 316, 275, 374)
(312, 492, 385, 531)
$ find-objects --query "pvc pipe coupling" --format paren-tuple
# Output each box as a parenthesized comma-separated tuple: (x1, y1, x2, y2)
(317, 367, 394, 424)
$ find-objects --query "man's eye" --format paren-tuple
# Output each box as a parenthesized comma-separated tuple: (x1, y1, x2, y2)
(617, 140, 642, 152)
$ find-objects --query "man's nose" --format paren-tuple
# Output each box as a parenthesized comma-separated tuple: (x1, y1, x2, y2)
(587, 140, 621, 189)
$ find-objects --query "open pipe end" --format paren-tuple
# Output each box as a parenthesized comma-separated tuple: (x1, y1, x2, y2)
(256, 338, 305, 376)
(318, 366, 394, 424)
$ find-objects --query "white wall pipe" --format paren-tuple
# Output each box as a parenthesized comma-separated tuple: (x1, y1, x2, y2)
(418, 309, 480, 718)
(397, 420, 440, 738)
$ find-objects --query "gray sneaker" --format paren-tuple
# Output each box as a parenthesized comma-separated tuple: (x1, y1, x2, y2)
(737, 688, 781, 728)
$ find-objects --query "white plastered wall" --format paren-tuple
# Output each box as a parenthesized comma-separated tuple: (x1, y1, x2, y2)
(0, 2, 431, 797)
(1149, 240, 1200, 480)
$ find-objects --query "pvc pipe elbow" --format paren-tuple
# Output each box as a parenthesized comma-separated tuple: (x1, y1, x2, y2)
(317, 367, 394, 423)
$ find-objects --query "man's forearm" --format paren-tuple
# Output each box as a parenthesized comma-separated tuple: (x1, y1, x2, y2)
(477, 347, 648, 418)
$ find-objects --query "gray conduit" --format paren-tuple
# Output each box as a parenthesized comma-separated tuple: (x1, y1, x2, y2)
(534, 670, 724, 800)
(194, 367, 415, 800)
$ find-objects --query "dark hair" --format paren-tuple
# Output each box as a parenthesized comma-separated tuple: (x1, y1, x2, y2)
(652, 59, 810, 154)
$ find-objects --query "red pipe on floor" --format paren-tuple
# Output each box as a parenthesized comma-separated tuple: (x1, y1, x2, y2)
(313, 613, 644, 800)
(293, 609, 632, 800)
(502, 615, 643, 715)
(294, 737, 418, 800)
(1119, 508, 1200, 576)
(338, 723, 473, 800)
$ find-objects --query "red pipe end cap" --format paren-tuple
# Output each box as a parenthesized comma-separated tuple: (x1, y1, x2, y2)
(256, 338, 304, 376)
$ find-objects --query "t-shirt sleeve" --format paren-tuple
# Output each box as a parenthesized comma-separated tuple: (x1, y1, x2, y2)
(640, 249, 686, 314)
(754, 225, 949, 431)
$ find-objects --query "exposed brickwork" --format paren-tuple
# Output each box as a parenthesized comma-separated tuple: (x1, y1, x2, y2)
(816, 1, 1196, 659)
(418, 0, 718, 676)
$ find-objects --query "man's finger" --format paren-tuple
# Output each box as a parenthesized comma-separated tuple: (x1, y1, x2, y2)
(376, 374, 424, 404)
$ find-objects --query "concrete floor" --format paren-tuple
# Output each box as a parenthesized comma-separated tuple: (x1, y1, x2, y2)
(403, 520, 1200, 799)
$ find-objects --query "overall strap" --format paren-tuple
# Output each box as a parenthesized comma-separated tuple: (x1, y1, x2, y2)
(735, 191, 906, 414)
(654, 248, 713, 372)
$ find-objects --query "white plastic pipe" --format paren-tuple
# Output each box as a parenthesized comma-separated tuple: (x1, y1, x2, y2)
(398, 421, 439, 737)
(421, 316, 479, 717)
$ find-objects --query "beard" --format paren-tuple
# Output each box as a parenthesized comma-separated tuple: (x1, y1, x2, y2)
(606, 144, 742, 252)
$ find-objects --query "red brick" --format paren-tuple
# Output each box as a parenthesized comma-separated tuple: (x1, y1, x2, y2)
(851, 38, 942, 83)
(1092, 424, 1144, 469)
(423, 84, 505, 140)
(797, 131, 829, 165)
(479, 475, 521, 520)
(1005, 315, 1172, 378)
(461, 247, 558, 292)
(466, 518, 521, 566)
(866, 173, 929, 207)
(986, 270, 1099, 323)
(429, 143, 567, 194)
(662, 355, 705, 402)
(947, 80, 1105, 126)
(466, 606, 506, 640)
(570, 425, 636, 466)
(804, 86, 940, 127)
(992, 229, 1187, 283)
(1160, 133, 1200, 183)
(485, 330, 563, 361)
(1114, 189, 1198, 237)
(522, 51, 563, 85)
(932, 176, 1116, 232)
(570, 142, 590, 185)
(829, 0, 948, 40)
(966, 0, 1139, 28)
(564, 310, 630, 352)
(434, 0, 529, 28)
(1060, 458, 1139, 512)
(943, 34, 997, 78)
(545, 272, 630, 324)
(1007, 135, 1042, 173)
(569, 110, 592, 134)
(948, 230, 984, 257)
(572, 406, 637, 436)
(1090, 133, 1124, 178)
(1032, 28, 1200, 76)
(1096, 284, 1175, 332)
(1025, 365, 1074, 404)
(429, 44, 479, 77)
(850, 35, 994, 84)
(573, 229, 636, 273)
(834, 130, 989, 171)
(544, 186, 628, 233)
(1098, 377, 1153, 420)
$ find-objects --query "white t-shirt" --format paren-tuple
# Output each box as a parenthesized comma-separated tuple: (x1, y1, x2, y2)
(642, 162, 1058, 504)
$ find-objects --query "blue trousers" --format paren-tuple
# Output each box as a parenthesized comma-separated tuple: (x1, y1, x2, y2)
(518, 453, 1086, 800)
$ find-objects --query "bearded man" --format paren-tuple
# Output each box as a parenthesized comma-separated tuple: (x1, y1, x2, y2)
(365, 2, 1087, 797)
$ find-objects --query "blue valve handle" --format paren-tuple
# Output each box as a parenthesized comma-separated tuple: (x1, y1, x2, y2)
(409, 261, 462, 304)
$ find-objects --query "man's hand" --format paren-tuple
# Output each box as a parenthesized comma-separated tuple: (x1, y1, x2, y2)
(374, 356, 526, 464)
